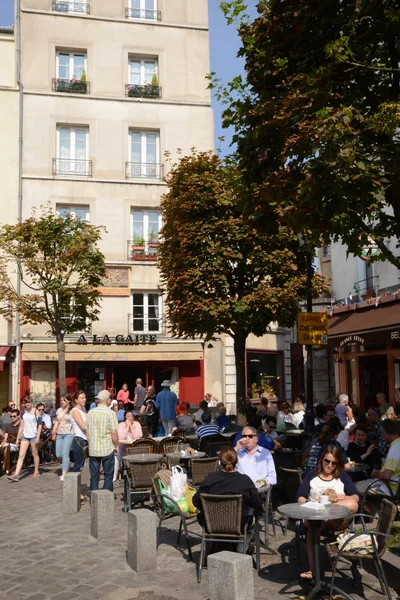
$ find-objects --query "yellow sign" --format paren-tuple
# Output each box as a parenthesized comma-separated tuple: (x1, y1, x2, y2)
(297, 312, 328, 345)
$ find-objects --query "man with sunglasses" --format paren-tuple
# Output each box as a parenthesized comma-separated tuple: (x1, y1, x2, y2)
(236, 426, 277, 487)
(0, 409, 21, 471)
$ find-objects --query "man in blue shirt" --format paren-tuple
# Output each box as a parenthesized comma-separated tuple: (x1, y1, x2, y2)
(234, 430, 275, 451)
(155, 380, 178, 435)
(235, 426, 277, 486)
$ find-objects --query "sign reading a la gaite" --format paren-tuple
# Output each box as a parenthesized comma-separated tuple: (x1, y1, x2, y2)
(297, 313, 328, 345)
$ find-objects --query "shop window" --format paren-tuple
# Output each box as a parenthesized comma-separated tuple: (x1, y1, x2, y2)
(246, 351, 283, 398)
(131, 292, 161, 333)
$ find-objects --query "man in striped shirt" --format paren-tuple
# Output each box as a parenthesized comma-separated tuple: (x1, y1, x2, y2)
(86, 390, 118, 492)
(196, 412, 220, 439)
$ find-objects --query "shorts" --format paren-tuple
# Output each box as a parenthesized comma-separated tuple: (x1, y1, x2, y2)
(21, 436, 36, 443)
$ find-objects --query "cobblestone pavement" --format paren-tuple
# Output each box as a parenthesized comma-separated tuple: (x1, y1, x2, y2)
(0, 463, 395, 600)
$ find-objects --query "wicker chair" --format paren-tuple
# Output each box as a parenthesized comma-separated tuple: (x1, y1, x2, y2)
(124, 457, 161, 511)
(172, 429, 187, 438)
(197, 493, 260, 582)
(190, 457, 219, 487)
(127, 438, 157, 454)
(152, 475, 200, 562)
(199, 435, 227, 457)
(159, 437, 185, 455)
(325, 499, 397, 600)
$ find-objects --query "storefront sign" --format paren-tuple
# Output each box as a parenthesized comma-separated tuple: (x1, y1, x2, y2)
(360, 236, 382, 262)
(391, 330, 400, 340)
(77, 334, 157, 345)
(297, 312, 328, 345)
(339, 335, 365, 347)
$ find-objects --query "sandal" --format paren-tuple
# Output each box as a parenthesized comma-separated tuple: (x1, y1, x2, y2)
(299, 571, 313, 580)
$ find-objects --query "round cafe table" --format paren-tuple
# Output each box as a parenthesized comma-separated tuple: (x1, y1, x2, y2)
(122, 453, 163, 463)
(278, 502, 352, 600)
(166, 451, 207, 460)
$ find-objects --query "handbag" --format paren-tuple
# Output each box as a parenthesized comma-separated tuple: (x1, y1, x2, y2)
(74, 435, 89, 459)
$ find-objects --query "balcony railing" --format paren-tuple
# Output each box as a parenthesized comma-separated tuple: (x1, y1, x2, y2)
(52, 158, 92, 177)
(53, 1, 90, 14)
(52, 78, 90, 94)
(125, 84, 162, 100)
(125, 7, 161, 21)
(125, 162, 164, 180)
(127, 240, 159, 261)
(128, 315, 167, 337)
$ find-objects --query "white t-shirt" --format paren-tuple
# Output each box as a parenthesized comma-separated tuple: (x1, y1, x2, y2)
(308, 474, 345, 500)
(292, 411, 305, 428)
(70, 407, 87, 440)
(23, 411, 41, 438)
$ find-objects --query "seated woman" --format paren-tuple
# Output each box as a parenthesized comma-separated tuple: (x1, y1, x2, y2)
(174, 403, 196, 433)
(296, 445, 359, 581)
(347, 424, 379, 473)
(193, 446, 262, 533)
(303, 423, 349, 476)
(216, 405, 229, 430)
(113, 411, 143, 482)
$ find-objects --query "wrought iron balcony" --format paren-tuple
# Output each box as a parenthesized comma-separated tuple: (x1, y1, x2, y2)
(125, 162, 164, 180)
(52, 158, 92, 177)
(125, 7, 161, 21)
(128, 315, 168, 337)
(127, 240, 159, 261)
(125, 84, 162, 100)
(53, 1, 90, 14)
(52, 78, 90, 94)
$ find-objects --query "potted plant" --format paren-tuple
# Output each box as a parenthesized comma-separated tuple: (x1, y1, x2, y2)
(131, 235, 145, 260)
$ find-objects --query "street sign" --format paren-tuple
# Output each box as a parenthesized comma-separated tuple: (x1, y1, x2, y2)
(297, 312, 328, 345)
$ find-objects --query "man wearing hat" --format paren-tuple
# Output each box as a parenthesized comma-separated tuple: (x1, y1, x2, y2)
(86, 390, 118, 492)
(155, 380, 178, 436)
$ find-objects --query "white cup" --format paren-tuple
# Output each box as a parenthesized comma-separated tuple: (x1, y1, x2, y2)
(319, 495, 331, 505)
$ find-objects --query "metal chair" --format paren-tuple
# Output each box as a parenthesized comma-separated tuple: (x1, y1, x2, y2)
(190, 457, 219, 487)
(152, 475, 200, 562)
(197, 493, 260, 582)
(360, 478, 400, 521)
(325, 499, 397, 600)
(127, 438, 157, 454)
(124, 458, 161, 511)
(199, 436, 227, 457)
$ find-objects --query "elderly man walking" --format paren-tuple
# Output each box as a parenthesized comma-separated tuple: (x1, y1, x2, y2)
(155, 380, 178, 436)
(86, 390, 118, 492)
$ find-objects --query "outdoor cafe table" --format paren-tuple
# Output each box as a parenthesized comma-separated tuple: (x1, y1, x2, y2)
(122, 453, 163, 464)
(278, 502, 352, 600)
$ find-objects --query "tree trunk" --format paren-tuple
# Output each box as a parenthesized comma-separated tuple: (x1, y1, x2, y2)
(57, 337, 66, 398)
(233, 331, 247, 415)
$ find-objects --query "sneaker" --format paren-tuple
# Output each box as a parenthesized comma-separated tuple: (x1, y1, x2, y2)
(60, 475, 64, 482)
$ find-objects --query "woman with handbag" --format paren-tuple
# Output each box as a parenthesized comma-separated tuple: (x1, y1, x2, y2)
(70, 390, 88, 472)
(52, 394, 74, 482)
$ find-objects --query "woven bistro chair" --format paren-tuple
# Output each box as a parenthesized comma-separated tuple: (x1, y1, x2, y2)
(172, 429, 187, 439)
(325, 499, 397, 600)
(159, 437, 185, 455)
(126, 438, 157, 454)
(152, 474, 200, 562)
(197, 493, 260, 582)
(190, 457, 219, 487)
(124, 457, 161, 511)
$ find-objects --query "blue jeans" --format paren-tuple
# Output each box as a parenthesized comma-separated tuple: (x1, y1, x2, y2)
(89, 452, 114, 492)
(72, 437, 88, 472)
(56, 433, 73, 472)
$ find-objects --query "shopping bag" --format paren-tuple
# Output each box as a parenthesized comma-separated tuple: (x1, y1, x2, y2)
(170, 466, 188, 501)
(159, 480, 178, 515)
(185, 485, 197, 513)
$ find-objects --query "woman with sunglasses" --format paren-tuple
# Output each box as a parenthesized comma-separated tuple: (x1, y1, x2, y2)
(8, 397, 42, 481)
(296, 445, 359, 581)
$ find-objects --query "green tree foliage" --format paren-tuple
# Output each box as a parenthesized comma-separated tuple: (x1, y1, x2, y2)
(217, 0, 400, 267)
(158, 151, 327, 411)
(0, 207, 106, 395)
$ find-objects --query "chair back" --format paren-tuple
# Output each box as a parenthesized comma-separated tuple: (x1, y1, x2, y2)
(376, 498, 397, 555)
(200, 493, 242, 536)
(160, 437, 185, 454)
(190, 457, 219, 486)
(130, 438, 157, 454)
(199, 435, 226, 457)
(172, 429, 187, 438)
(128, 460, 160, 489)
(279, 467, 303, 503)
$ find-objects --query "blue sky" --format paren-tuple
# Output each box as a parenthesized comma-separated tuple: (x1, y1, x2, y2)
(0, 0, 258, 154)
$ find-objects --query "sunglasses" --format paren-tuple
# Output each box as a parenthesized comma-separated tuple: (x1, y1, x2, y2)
(37, 408, 44, 411)
(323, 458, 337, 466)
(242, 434, 256, 439)
(11, 415, 18, 418)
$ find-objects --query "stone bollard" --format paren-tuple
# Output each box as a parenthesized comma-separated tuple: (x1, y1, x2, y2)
(208, 551, 254, 600)
(63, 472, 81, 515)
(127, 509, 158, 573)
(90, 490, 114, 541)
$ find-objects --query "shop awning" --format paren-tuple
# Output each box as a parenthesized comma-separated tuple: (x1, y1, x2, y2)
(328, 302, 400, 347)
(0, 346, 10, 371)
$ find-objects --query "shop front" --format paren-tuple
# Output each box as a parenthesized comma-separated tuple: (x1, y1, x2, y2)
(328, 299, 400, 411)
(21, 339, 204, 408)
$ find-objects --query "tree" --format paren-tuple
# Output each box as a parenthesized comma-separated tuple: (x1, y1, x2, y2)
(158, 151, 327, 412)
(0, 207, 106, 396)
(216, 0, 400, 267)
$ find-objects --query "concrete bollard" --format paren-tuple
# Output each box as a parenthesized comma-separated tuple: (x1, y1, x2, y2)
(127, 509, 158, 573)
(63, 472, 81, 515)
(208, 551, 254, 600)
(90, 490, 114, 541)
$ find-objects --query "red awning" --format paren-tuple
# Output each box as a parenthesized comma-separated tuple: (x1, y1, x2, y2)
(0, 346, 10, 358)
(328, 302, 400, 346)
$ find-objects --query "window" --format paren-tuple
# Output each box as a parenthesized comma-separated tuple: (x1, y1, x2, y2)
(322, 245, 331, 258)
(132, 293, 161, 333)
(57, 205, 89, 221)
(53, 0, 89, 15)
(128, 0, 159, 20)
(128, 131, 160, 179)
(132, 210, 161, 245)
(55, 127, 90, 176)
(54, 52, 88, 93)
(130, 58, 157, 85)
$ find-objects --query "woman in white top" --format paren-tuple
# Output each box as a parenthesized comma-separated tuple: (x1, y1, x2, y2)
(8, 397, 42, 481)
(70, 390, 88, 472)
(52, 393, 74, 482)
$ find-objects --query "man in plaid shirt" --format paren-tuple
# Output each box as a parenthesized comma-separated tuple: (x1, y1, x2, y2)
(86, 390, 118, 492)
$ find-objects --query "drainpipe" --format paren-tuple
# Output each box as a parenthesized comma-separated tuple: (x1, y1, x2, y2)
(14, 0, 23, 406)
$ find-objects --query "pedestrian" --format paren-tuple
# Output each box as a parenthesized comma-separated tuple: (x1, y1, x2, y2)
(117, 383, 132, 410)
(133, 378, 146, 410)
(334, 393, 351, 427)
(140, 385, 159, 436)
(70, 390, 88, 472)
(155, 380, 178, 436)
(8, 397, 42, 481)
(86, 389, 118, 492)
(52, 394, 74, 482)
